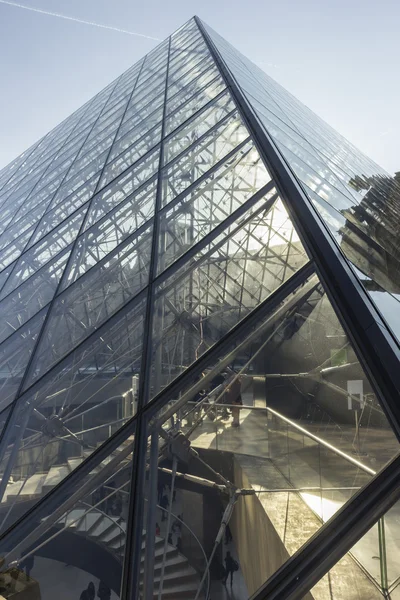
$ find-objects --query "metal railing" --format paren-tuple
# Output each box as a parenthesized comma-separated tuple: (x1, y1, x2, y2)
(178, 399, 396, 595)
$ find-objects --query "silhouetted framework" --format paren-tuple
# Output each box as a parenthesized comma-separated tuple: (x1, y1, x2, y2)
(0, 16, 398, 600)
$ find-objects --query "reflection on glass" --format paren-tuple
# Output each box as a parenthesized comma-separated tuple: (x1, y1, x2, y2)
(143, 271, 398, 598)
(157, 141, 272, 273)
(0, 296, 145, 533)
(0, 436, 134, 600)
(309, 499, 400, 600)
(204, 22, 400, 347)
(150, 194, 307, 397)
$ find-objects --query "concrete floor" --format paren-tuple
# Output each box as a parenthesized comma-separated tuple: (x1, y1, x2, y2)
(22, 403, 398, 600)
(187, 406, 400, 598)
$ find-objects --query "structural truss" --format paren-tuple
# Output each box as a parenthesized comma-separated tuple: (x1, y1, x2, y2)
(0, 15, 398, 600)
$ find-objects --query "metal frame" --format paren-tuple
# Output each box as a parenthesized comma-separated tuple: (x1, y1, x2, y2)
(0, 261, 313, 547)
(250, 452, 400, 600)
(195, 16, 400, 442)
(0, 15, 398, 600)
(195, 14, 400, 600)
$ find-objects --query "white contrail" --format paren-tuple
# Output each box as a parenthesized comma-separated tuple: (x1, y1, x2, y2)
(0, 0, 161, 40)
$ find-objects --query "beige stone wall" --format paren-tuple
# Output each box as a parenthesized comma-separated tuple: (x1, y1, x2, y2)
(229, 458, 314, 598)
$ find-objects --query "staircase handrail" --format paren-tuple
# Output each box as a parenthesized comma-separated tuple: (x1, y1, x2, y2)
(143, 498, 211, 600)
(188, 400, 377, 476)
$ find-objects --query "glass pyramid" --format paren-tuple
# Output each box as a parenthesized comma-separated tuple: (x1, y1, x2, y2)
(0, 16, 398, 600)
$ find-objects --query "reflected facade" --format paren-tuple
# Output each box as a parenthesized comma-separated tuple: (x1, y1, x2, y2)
(0, 15, 398, 600)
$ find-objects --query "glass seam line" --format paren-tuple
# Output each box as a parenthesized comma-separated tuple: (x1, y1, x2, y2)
(234, 57, 359, 207)
(0, 72, 127, 298)
(0, 261, 314, 553)
(0, 62, 223, 273)
(0, 57, 149, 502)
(0, 20, 166, 196)
(0, 104, 94, 260)
(0, 139, 45, 196)
(0, 135, 260, 356)
(195, 16, 400, 439)
(107, 85, 228, 171)
(155, 184, 277, 294)
(82, 102, 239, 212)
(120, 31, 172, 600)
(0, 99, 93, 199)
(0, 130, 249, 302)
(0, 135, 252, 355)
(55, 176, 275, 306)
(20, 55, 149, 386)
(249, 451, 400, 600)
(0, 88, 106, 222)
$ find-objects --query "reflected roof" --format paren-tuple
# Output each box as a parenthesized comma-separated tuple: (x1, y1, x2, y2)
(203, 21, 400, 342)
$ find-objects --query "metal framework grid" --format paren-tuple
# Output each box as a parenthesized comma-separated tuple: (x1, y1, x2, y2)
(0, 15, 397, 600)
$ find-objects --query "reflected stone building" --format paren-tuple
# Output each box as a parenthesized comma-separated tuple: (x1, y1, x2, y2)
(0, 16, 398, 600)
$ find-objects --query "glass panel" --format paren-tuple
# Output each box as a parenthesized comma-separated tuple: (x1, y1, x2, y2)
(108, 106, 164, 164)
(167, 54, 215, 99)
(0, 226, 35, 272)
(309, 500, 400, 600)
(26, 173, 99, 249)
(50, 150, 108, 210)
(0, 199, 49, 254)
(161, 112, 250, 207)
(0, 206, 86, 299)
(165, 73, 226, 136)
(117, 92, 165, 142)
(163, 90, 235, 165)
(144, 270, 398, 599)
(61, 179, 157, 290)
(84, 150, 160, 231)
(99, 125, 162, 189)
(0, 435, 135, 599)
(139, 418, 214, 600)
(25, 223, 153, 384)
(0, 296, 145, 531)
(204, 22, 400, 347)
(0, 248, 69, 344)
(0, 308, 48, 411)
(168, 40, 210, 86)
(158, 141, 273, 273)
(0, 263, 13, 294)
(166, 66, 221, 118)
(150, 195, 308, 398)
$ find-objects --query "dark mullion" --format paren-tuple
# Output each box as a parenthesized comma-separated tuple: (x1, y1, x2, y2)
(59, 105, 240, 223)
(165, 59, 219, 115)
(120, 31, 172, 600)
(164, 87, 229, 146)
(0, 119, 82, 207)
(0, 76, 125, 300)
(163, 106, 237, 173)
(196, 13, 400, 600)
(104, 118, 164, 176)
(0, 139, 47, 197)
(55, 213, 154, 298)
(196, 16, 400, 437)
(250, 452, 400, 600)
(111, 83, 228, 175)
(159, 136, 250, 215)
(0, 58, 149, 505)
(0, 91, 105, 237)
(0, 181, 274, 406)
(0, 262, 314, 559)
(157, 184, 276, 290)
(97, 101, 236, 202)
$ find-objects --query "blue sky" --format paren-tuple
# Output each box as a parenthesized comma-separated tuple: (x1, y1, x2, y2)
(0, 0, 399, 173)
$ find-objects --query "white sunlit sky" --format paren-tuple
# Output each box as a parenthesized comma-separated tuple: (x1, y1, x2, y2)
(0, 0, 399, 174)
